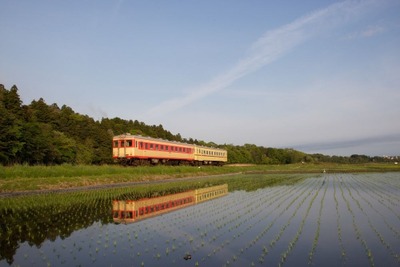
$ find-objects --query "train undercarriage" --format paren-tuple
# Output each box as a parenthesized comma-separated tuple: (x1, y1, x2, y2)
(116, 158, 224, 167)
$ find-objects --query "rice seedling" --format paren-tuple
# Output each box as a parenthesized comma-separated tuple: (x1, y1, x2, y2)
(333, 176, 347, 263)
(308, 178, 328, 265)
(339, 176, 375, 267)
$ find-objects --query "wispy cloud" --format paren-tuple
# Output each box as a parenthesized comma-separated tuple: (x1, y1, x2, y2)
(362, 25, 385, 37)
(345, 24, 386, 39)
(144, 0, 384, 117)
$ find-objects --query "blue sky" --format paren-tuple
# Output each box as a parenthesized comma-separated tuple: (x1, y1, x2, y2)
(1, 0, 400, 156)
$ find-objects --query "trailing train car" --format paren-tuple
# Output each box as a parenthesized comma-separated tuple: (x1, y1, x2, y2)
(112, 134, 227, 166)
(194, 146, 228, 166)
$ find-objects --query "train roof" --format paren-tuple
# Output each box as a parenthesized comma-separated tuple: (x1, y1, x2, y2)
(113, 133, 226, 151)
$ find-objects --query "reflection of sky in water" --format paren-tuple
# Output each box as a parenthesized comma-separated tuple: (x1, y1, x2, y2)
(2, 173, 400, 267)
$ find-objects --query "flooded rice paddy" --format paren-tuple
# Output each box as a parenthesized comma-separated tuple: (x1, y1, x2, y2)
(0, 173, 399, 266)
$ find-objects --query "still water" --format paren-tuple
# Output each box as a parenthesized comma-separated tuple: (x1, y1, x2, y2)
(1, 173, 399, 266)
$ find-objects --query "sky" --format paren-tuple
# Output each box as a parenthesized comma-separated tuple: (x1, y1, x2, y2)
(1, 0, 400, 157)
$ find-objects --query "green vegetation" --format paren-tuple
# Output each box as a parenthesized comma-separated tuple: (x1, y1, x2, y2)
(1, 163, 399, 192)
(1, 84, 399, 166)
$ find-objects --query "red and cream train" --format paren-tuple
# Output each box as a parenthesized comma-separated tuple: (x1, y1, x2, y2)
(113, 134, 227, 166)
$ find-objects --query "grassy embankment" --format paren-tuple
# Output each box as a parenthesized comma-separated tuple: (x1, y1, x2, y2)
(0, 162, 398, 193)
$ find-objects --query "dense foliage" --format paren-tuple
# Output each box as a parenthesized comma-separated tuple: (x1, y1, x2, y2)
(1, 84, 398, 165)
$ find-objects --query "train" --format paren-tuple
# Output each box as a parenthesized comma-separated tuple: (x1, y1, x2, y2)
(113, 134, 228, 166)
(113, 184, 228, 224)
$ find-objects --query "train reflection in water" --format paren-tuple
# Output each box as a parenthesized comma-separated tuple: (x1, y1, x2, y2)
(113, 184, 228, 224)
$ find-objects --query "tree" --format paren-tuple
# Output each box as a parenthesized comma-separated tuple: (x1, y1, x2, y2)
(19, 123, 53, 164)
(0, 85, 24, 164)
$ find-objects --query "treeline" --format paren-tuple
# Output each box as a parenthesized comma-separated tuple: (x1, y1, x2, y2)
(1, 84, 396, 166)
(0, 85, 187, 165)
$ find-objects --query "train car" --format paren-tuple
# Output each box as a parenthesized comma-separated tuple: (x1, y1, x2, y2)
(113, 134, 195, 165)
(193, 145, 227, 166)
(112, 134, 227, 166)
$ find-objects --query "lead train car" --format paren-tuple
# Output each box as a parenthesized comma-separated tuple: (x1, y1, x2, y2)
(112, 134, 227, 166)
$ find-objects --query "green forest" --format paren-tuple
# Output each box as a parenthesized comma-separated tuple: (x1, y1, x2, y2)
(0, 84, 396, 166)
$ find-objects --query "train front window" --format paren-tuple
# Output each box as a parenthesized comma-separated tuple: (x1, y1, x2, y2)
(113, 141, 118, 148)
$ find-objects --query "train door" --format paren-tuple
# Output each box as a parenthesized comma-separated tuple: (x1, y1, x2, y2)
(117, 140, 126, 158)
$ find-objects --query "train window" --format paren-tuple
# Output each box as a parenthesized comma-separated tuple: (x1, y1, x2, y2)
(113, 141, 118, 147)
(126, 140, 132, 147)
(145, 143, 148, 149)
(150, 144, 153, 149)
(139, 142, 143, 149)
(155, 144, 159, 150)
(166, 145, 169, 151)
(160, 145, 164, 150)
